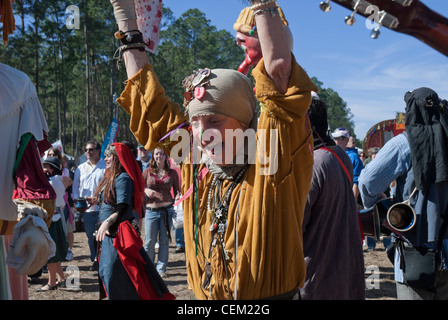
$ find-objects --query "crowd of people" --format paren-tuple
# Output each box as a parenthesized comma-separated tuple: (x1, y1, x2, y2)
(17, 138, 181, 296)
(2, 0, 448, 301)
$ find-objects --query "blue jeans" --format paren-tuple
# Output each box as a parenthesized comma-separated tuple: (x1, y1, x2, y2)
(175, 227, 185, 248)
(82, 211, 100, 262)
(367, 236, 392, 250)
(144, 206, 174, 273)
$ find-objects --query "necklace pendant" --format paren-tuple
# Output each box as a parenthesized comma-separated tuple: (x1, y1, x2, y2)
(218, 221, 227, 234)
(214, 208, 223, 219)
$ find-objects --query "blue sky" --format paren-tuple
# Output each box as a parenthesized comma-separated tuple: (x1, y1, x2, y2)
(162, 0, 448, 139)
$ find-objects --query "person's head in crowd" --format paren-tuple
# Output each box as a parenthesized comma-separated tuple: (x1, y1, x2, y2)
(94, 143, 127, 205)
(307, 93, 335, 148)
(43, 156, 62, 178)
(359, 151, 366, 163)
(369, 147, 380, 160)
(47, 147, 63, 170)
(347, 136, 356, 149)
(149, 147, 170, 173)
(85, 140, 101, 164)
(62, 154, 69, 166)
(182, 67, 257, 166)
(332, 127, 351, 150)
(137, 144, 151, 163)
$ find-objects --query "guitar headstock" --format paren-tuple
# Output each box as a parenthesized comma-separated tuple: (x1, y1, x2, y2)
(318, 0, 448, 56)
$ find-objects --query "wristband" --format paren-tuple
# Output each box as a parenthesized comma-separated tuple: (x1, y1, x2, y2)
(250, 0, 277, 11)
(114, 29, 149, 46)
(253, 6, 279, 18)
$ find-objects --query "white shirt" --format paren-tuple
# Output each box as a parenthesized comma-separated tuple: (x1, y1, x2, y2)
(71, 158, 106, 212)
(49, 175, 66, 221)
(49, 175, 66, 208)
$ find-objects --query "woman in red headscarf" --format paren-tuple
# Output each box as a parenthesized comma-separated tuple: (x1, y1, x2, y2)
(94, 142, 174, 300)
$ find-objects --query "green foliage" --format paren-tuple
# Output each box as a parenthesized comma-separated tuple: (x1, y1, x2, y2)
(1, 2, 356, 158)
(0, 2, 243, 158)
(152, 8, 243, 107)
(312, 76, 358, 141)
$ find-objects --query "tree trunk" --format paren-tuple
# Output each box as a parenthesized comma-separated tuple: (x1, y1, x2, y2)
(55, 7, 68, 146)
(33, 2, 39, 94)
(83, 0, 91, 141)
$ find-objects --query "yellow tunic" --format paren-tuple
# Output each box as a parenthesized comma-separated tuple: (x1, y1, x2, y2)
(117, 56, 317, 299)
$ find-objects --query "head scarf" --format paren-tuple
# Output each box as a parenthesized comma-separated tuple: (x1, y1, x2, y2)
(108, 143, 145, 215)
(182, 68, 257, 179)
(183, 68, 258, 130)
(308, 95, 336, 150)
(404, 87, 448, 190)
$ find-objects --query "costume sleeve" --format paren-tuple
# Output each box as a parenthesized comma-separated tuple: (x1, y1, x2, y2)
(251, 54, 317, 181)
(116, 64, 188, 152)
(252, 54, 317, 121)
(115, 173, 133, 206)
(359, 134, 411, 208)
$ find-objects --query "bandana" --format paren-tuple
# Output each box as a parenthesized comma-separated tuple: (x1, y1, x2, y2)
(183, 68, 258, 131)
(405, 87, 448, 190)
(182, 68, 257, 179)
(110, 143, 146, 215)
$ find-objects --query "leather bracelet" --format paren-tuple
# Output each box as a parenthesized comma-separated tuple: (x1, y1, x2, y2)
(253, 6, 279, 17)
(113, 42, 146, 69)
(114, 29, 149, 47)
(249, 0, 274, 5)
(119, 42, 146, 52)
(250, 0, 277, 11)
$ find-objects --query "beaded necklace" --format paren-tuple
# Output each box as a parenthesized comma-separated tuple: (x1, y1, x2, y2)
(202, 164, 248, 297)
(206, 164, 248, 236)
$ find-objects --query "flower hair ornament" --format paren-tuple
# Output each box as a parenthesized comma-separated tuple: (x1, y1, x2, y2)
(182, 68, 211, 112)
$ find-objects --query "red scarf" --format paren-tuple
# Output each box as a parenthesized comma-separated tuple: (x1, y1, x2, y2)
(112, 143, 145, 217)
(114, 220, 175, 300)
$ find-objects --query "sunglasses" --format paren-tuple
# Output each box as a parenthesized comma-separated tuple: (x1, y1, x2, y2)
(85, 148, 97, 152)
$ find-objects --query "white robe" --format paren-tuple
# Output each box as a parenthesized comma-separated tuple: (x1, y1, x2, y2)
(0, 63, 49, 299)
(0, 63, 49, 223)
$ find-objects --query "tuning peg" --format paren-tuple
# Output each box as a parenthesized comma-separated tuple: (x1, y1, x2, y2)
(319, 0, 331, 13)
(344, 0, 362, 26)
(345, 12, 356, 26)
(370, 27, 381, 39)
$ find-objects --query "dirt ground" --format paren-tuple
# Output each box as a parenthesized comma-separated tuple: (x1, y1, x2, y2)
(27, 230, 396, 300)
